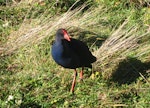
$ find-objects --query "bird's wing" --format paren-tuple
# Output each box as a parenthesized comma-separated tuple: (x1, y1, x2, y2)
(61, 39, 80, 68)
(69, 38, 96, 63)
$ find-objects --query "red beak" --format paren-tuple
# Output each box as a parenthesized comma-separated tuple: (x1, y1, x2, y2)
(62, 29, 71, 41)
(64, 34, 71, 41)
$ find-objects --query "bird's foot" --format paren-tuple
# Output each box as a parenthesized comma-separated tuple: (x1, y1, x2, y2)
(70, 89, 75, 94)
(77, 77, 84, 82)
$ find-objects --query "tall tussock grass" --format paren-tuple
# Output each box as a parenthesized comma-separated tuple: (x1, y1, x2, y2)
(0, 1, 150, 107)
(1, 2, 150, 76)
(94, 19, 150, 79)
(2, 4, 104, 55)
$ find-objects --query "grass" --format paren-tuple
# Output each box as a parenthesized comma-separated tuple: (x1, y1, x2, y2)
(0, 0, 150, 107)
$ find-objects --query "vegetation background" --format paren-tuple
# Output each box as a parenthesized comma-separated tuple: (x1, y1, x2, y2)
(0, 0, 150, 107)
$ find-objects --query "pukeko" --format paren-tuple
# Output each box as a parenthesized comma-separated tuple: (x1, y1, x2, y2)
(51, 28, 96, 93)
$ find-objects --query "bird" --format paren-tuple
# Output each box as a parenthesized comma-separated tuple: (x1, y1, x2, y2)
(51, 28, 96, 93)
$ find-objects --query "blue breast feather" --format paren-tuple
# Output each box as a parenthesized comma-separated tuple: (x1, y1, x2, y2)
(51, 42, 71, 68)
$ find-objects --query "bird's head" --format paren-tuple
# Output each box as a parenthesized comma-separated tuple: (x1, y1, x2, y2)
(56, 29, 71, 41)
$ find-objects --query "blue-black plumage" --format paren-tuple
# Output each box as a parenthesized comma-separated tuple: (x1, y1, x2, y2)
(51, 28, 96, 93)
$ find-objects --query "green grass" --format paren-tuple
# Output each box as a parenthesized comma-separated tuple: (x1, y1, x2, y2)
(0, 0, 150, 107)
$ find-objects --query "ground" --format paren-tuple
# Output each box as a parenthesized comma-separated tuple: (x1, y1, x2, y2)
(0, 0, 150, 107)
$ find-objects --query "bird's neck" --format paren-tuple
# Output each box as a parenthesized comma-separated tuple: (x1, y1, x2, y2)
(55, 36, 61, 41)
(55, 38, 63, 45)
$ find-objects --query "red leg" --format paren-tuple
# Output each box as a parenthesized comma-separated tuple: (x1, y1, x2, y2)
(80, 67, 84, 81)
(71, 69, 77, 93)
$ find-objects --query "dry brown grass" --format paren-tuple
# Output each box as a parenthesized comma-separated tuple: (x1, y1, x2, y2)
(1, 4, 105, 56)
(134, 42, 150, 61)
(95, 22, 150, 63)
(93, 19, 150, 78)
(1, 3, 150, 72)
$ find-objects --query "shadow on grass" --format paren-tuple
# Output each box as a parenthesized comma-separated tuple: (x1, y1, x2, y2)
(111, 57, 150, 85)
(20, 102, 41, 108)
